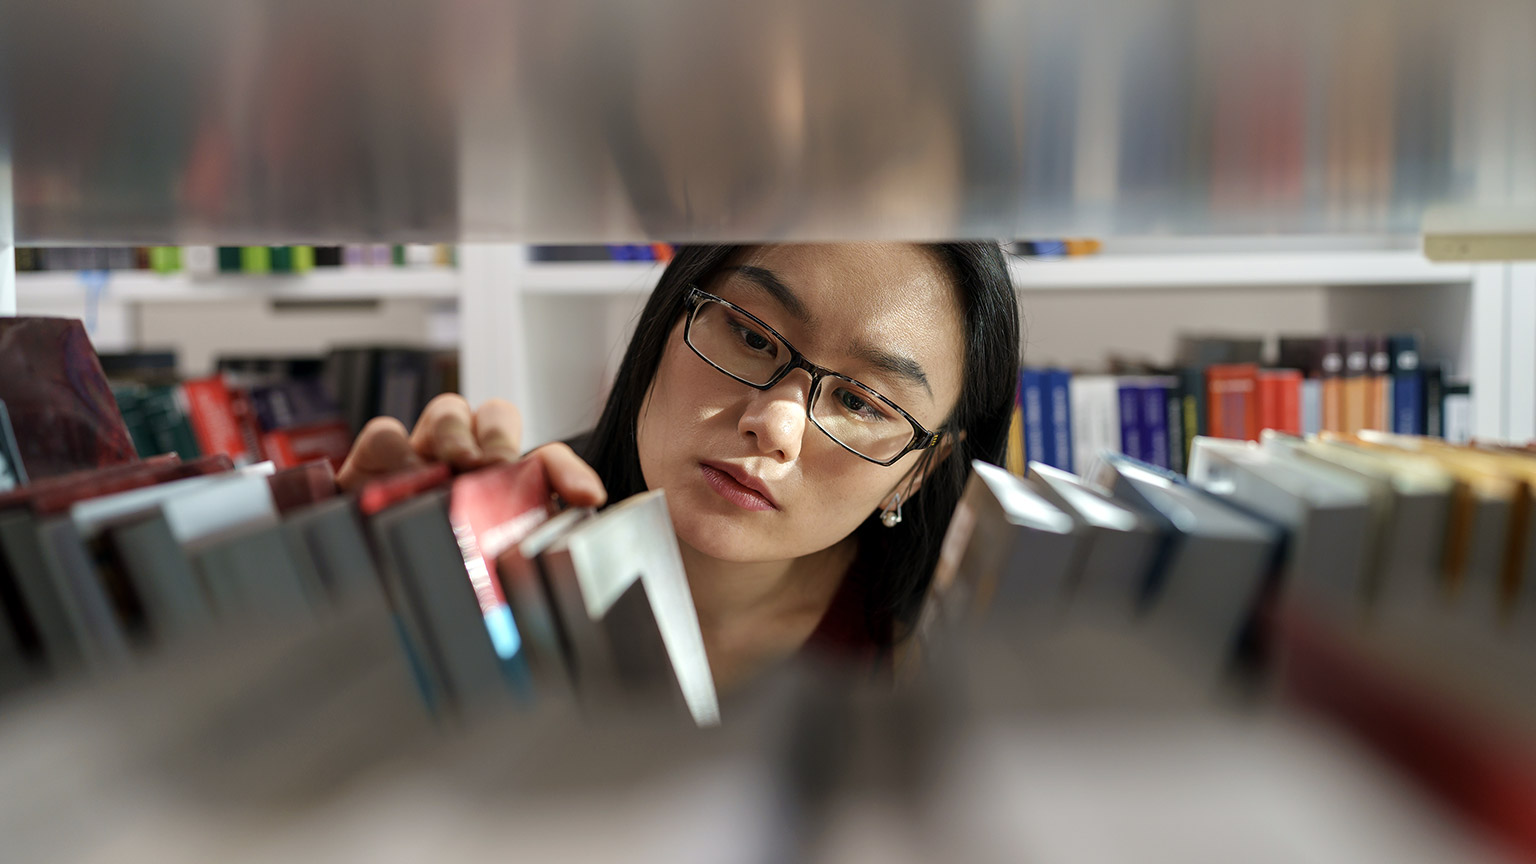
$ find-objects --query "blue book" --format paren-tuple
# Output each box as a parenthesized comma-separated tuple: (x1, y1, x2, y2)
(1020, 369, 1051, 469)
(1141, 380, 1172, 470)
(1046, 369, 1074, 472)
(1389, 334, 1424, 434)
(1117, 380, 1144, 462)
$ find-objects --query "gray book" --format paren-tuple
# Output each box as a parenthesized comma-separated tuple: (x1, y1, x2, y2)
(32, 516, 133, 672)
(542, 490, 717, 727)
(283, 497, 381, 600)
(927, 461, 1079, 635)
(0, 509, 88, 673)
(187, 524, 320, 621)
(371, 490, 511, 719)
(1027, 462, 1162, 622)
(1098, 456, 1282, 682)
(104, 511, 212, 640)
(1189, 437, 1374, 612)
(499, 506, 593, 701)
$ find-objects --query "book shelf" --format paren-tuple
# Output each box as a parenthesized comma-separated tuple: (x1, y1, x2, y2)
(14, 247, 1527, 450)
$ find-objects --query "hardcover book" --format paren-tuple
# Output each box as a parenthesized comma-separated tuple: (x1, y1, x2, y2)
(0, 317, 138, 480)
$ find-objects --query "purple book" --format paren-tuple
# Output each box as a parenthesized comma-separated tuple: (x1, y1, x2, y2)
(0, 318, 138, 481)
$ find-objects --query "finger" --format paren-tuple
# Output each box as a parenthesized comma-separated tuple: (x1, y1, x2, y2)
(472, 399, 524, 464)
(410, 393, 480, 468)
(529, 443, 607, 507)
(337, 416, 421, 491)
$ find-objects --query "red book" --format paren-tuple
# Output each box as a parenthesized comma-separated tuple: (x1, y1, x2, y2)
(259, 421, 353, 471)
(446, 460, 558, 617)
(1277, 605, 1536, 858)
(29, 454, 234, 516)
(0, 317, 138, 480)
(357, 462, 451, 516)
(1207, 364, 1260, 441)
(0, 454, 180, 513)
(266, 458, 338, 513)
(1257, 369, 1303, 436)
(181, 377, 256, 464)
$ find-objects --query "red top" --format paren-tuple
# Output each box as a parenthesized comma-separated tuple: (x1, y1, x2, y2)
(803, 566, 893, 676)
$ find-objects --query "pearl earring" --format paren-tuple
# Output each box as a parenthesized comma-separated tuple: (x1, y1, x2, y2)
(880, 492, 902, 528)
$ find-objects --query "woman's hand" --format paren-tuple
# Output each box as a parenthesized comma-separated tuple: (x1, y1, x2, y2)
(335, 394, 606, 507)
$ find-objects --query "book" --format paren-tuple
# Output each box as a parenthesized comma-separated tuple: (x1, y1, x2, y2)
(1256, 369, 1302, 436)
(0, 400, 28, 493)
(1190, 437, 1375, 611)
(1045, 368, 1074, 472)
(496, 507, 594, 700)
(1206, 364, 1259, 441)
(1020, 369, 1048, 472)
(1341, 335, 1372, 434)
(1095, 454, 1284, 682)
(1140, 377, 1174, 470)
(1367, 335, 1392, 432)
(1005, 379, 1026, 477)
(1321, 336, 1345, 433)
(1069, 375, 1121, 478)
(1117, 379, 1144, 463)
(539, 490, 718, 726)
(921, 461, 1079, 639)
(446, 461, 561, 668)
(181, 376, 259, 465)
(1388, 334, 1424, 435)
(1028, 462, 1162, 621)
(0, 317, 139, 481)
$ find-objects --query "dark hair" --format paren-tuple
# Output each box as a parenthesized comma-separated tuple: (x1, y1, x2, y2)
(584, 244, 1020, 645)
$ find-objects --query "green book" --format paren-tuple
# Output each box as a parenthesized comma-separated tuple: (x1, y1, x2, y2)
(269, 246, 293, 274)
(111, 385, 157, 459)
(148, 247, 181, 274)
(217, 247, 243, 273)
(240, 246, 272, 274)
(138, 386, 202, 459)
(291, 245, 315, 273)
(392, 245, 406, 267)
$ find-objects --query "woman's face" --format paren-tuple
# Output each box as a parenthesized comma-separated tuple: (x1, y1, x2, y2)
(637, 244, 966, 563)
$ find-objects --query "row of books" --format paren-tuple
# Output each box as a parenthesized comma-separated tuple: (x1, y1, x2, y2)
(1006, 238, 1103, 257)
(13, 245, 456, 274)
(0, 321, 719, 725)
(1016, 0, 1454, 230)
(1007, 333, 1471, 477)
(924, 434, 1536, 855)
(527, 245, 677, 263)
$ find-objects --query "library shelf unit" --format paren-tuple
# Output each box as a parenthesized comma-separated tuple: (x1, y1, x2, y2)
(13, 248, 1535, 449)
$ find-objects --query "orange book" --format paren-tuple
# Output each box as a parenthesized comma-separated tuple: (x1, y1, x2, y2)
(1365, 335, 1391, 432)
(1321, 336, 1344, 433)
(1207, 364, 1260, 441)
(1340, 335, 1371, 435)
(1258, 369, 1303, 435)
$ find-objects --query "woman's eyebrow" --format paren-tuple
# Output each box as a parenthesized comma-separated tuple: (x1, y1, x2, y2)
(850, 343, 932, 398)
(727, 265, 811, 323)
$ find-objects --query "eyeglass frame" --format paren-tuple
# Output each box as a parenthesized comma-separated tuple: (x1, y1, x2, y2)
(682, 286, 944, 467)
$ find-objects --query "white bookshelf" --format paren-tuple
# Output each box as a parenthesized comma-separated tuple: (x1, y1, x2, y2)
(9, 248, 1529, 447)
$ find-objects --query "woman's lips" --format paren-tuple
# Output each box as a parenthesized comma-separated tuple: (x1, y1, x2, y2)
(700, 462, 779, 511)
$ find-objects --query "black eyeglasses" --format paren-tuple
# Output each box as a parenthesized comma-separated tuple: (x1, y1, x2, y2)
(682, 287, 943, 466)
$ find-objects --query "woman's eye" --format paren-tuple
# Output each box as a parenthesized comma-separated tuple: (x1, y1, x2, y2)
(836, 388, 887, 420)
(731, 322, 774, 353)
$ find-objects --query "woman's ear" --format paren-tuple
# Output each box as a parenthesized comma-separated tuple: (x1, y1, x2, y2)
(879, 432, 958, 510)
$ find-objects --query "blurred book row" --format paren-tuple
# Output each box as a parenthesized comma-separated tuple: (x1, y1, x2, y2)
(89, 346, 456, 474)
(13, 244, 456, 274)
(930, 432, 1536, 855)
(1018, 1, 1455, 231)
(1009, 332, 1471, 477)
(0, 316, 716, 727)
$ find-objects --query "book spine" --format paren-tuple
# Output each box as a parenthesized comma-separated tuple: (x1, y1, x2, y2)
(1367, 335, 1391, 432)
(1301, 378, 1323, 436)
(1142, 384, 1170, 469)
(1005, 383, 1026, 478)
(1321, 336, 1345, 433)
(1342, 335, 1371, 435)
(1117, 381, 1143, 461)
(1423, 364, 1445, 438)
(1021, 370, 1049, 470)
(1390, 335, 1424, 434)
(1047, 370, 1073, 472)
(1180, 367, 1205, 467)
(1165, 380, 1185, 475)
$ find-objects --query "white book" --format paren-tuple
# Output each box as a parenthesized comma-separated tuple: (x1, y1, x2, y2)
(556, 490, 718, 727)
(1190, 437, 1374, 611)
(1300, 379, 1323, 436)
(1068, 375, 1121, 479)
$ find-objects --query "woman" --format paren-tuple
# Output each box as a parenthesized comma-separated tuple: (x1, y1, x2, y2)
(339, 243, 1019, 690)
